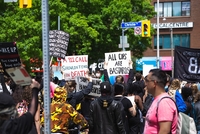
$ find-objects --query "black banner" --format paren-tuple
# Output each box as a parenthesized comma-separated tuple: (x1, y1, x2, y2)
(0, 42, 21, 69)
(49, 30, 70, 59)
(174, 46, 200, 82)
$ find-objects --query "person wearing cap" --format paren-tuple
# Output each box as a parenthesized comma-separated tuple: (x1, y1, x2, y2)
(0, 79, 41, 134)
(89, 81, 126, 134)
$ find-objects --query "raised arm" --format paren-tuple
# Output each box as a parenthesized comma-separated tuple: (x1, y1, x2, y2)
(29, 79, 40, 116)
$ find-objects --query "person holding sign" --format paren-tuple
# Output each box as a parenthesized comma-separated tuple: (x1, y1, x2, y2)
(66, 75, 93, 109)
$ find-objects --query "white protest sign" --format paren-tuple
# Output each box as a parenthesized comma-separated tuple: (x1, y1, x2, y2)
(76, 76, 102, 97)
(105, 51, 131, 76)
(61, 55, 88, 80)
(6, 67, 32, 86)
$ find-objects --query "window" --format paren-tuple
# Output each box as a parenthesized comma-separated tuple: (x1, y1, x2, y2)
(155, 1, 190, 17)
(154, 34, 190, 49)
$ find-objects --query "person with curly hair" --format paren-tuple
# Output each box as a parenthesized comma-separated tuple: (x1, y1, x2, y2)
(0, 79, 41, 134)
(12, 84, 41, 134)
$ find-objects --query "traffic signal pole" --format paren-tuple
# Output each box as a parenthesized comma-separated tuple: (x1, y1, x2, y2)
(121, 20, 125, 51)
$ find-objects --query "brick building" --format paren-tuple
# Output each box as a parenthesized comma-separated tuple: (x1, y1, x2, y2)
(136, 0, 200, 76)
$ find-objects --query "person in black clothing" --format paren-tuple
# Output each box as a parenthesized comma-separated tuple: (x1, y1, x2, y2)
(114, 83, 136, 134)
(66, 76, 93, 108)
(0, 79, 40, 134)
(89, 81, 126, 134)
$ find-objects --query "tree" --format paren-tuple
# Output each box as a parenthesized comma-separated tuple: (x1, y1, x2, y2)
(0, 0, 155, 72)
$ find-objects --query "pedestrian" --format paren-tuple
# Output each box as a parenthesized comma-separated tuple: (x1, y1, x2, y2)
(114, 83, 136, 134)
(143, 69, 178, 134)
(41, 82, 89, 134)
(0, 79, 41, 134)
(89, 81, 126, 134)
(194, 91, 200, 133)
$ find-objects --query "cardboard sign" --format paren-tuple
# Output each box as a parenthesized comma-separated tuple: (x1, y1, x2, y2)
(0, 42, 21, 69)
(49, 30, 70, 59)
(61, 55, 88, 80)
(76, 76, 102, 97)
(6, 67, 32, 86)
(105, 51, 131, 76)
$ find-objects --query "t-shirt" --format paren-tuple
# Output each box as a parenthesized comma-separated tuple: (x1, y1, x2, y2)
(144, 93, 178, 134)
(6, 112, 34, 134)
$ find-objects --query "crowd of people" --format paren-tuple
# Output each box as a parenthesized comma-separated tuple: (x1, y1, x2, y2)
(0, 61, 200, 134)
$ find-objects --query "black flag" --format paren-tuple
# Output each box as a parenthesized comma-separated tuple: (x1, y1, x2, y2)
(174, 46, 200, 82)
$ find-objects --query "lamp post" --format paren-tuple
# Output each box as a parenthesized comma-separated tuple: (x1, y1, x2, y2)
(170, 28, 174, 78)
(156, 0, 160, 69)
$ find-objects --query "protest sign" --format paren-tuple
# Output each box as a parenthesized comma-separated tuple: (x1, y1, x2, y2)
(0, 42, 21, 69)
(49, 30, 70, 59)
(76, 76, 102, 97)
(105, 51, 131, 76)
(174, 46, 200, 82)
(6, 67, 32, 86)
(89, 59, 105, 73)
(61, 55, 88, 80)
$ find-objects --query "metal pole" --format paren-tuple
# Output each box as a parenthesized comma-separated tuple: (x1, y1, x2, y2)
(156, 0, 160, 68)
(58, 16, 60, 30)
(170, 28, 174, 77)
(122, 29, 125, 51)
(122, 20, 125, 51)
(41, 0, 51, 133)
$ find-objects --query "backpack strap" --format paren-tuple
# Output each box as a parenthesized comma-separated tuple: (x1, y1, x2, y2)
(156, 96, 179, 117)
(119, 96, 125, 102)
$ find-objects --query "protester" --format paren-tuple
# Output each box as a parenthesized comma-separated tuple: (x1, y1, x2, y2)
(89, 81, 126, 134)
(181, 86, 194, 116)
(0, 79, 40, 134)
(133, 72, 145, 100)
(191, 83, 199, 100)
(66, 75, 93, 109)
(114, 83, 136, 134)
(194, 91, 200, 133)
(127, 81, 144, 134)
(143, 69, 178, 134)
(41, 83, 88, 134)
(12, 85, 41, 134)
(168, 78, 187, 113)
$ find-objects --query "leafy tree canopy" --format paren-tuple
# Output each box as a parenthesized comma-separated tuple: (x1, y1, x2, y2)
(0, 0, 155, 72)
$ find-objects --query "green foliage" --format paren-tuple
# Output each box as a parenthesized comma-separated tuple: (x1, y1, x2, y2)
(0, 0, 155, 72)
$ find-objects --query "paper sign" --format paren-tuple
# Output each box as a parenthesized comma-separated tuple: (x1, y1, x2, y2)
(6, 67, 32, 86)
(61, 55, 88, 80)
(0, 42, 21, 69)
(76, 76, 102, 97)
(49, 30, 70, 59)
(105, 51, 131, 76)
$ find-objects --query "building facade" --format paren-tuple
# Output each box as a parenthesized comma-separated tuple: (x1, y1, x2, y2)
(137, 0, 200, 75)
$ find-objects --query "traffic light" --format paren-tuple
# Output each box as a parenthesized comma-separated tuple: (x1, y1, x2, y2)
(19, 0, 32, 8)
(142, 20, 151, 37)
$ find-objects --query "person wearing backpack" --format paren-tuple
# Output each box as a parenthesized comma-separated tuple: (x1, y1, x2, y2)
(143, 69, 178, 134)
(113, 83, 136, 134)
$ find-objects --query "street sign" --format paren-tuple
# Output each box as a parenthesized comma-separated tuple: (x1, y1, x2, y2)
(121, 22, 142, 28)
(120, 36, 127, 44)
(118, 43, 129, 48)
(4, 0, 17, 2)
(134, 27, 141, 35)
